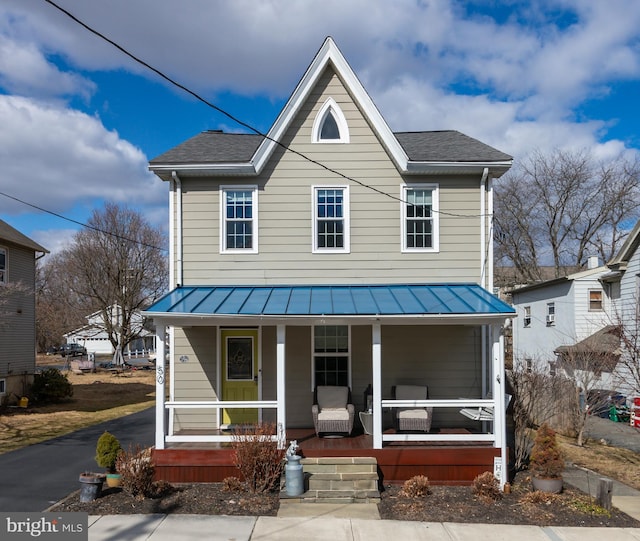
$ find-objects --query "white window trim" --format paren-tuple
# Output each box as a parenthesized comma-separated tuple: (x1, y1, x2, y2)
(0, 246, 6, 285)
(588, 289, 604, 312)
(546, 302, 555, 326)
(401, 183, 439, 253)
(312, 97, 350, 143)
(220, 185, 258, 254)
(310, 325, 352, 391)
(312, 185, 350, 253)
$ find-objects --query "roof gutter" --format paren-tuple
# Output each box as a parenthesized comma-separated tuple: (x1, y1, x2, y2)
(171, 171, 183, 287)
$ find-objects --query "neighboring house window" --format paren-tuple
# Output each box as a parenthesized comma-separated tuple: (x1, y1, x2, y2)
(221, 187, 258, 253)
(589, 289, 603, 311)
(0, 247, 6, 284)
(546, 302, 555, 325)
(313, 325, 350, 388)
(548, 361, 557, 377)
(312, 98, 350, 143)
(313, 186, 349, 252)
(0, 379, 5, 395)
(523, 306, 531, 327)
(402, 184, 439, 252)
(525, 358, 532, 373)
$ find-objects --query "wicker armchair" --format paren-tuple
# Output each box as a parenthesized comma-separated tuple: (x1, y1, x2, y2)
(394, 384, 433, 432)
(312, 385, 355, 437)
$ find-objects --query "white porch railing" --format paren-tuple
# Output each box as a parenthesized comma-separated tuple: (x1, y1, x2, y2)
(164, 400, 279, 444)
(160, 398, 500, 445)
(381, 398, 497, 443)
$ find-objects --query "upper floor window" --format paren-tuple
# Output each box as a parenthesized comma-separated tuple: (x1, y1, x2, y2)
(312, 98, 350, 143)
(589, 289, 603, 311)
(523, 306, 531, 327)
(221, 187, 258, 253)
(313, 325, 350, 388)
(313, 186, 350, 253)
(402, 184, 439, 252)
(546, 302, 555, 326)
(0, 247, 6, 284)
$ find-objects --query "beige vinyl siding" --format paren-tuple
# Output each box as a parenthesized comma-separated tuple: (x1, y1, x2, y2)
(0, 242, 37, 377)
(171, 327, 218, 431)
(177, 66, 484, 286)
(381, 325, 482, 428)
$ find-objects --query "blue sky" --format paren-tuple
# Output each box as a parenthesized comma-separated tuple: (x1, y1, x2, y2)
(1, 0, 640, 253)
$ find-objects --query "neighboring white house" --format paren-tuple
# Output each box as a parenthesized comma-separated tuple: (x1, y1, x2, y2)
(64, 306, 155, 356)
(511, 256, 612, 372)
(603, 221, 640, 397)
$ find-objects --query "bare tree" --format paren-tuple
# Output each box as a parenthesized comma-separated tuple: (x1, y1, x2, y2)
(555, 326, 622, 446)
(56, 203, 168, 363)
(35, 254, 87, 351)
(495, 149, 640, 284)
(508, 360, 567, 471)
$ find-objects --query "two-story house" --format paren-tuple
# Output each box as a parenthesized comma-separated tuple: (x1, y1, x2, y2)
(511, 256, 612, 372)
(602, 221, 640, 399)
(0, 220, 48, 404)
(145, 38, 514, 485)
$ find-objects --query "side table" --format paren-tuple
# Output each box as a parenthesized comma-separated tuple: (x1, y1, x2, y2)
(359, 411, 373, 435)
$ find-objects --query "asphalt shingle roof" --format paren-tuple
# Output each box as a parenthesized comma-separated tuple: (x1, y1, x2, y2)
(150, 130, 511, 165)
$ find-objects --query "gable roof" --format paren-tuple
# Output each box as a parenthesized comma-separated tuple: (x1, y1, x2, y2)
(0, 219, 48, 254)
(150, 37, 512, 180)
(607, 219, 640, 271)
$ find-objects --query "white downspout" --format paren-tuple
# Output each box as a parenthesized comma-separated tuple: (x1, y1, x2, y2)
(487, 175, 494, 293)
(171, 171, 183, 287)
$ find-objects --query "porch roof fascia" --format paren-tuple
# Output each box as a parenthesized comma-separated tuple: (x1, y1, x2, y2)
(146, 312, 512, 327)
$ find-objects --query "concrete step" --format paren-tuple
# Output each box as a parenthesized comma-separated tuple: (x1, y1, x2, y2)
(281, 456, 380, 503)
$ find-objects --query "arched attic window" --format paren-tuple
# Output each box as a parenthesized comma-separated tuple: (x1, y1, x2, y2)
(312, 98, 350, 143)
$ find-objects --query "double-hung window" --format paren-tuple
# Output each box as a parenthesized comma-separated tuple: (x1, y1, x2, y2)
(589, 290, 603, 311)
(313, 325, 350, 388)
(221, 187, 258, 253)
(402, 184, 439, 252)
(313, 186, 349, 252)
(523, 306, 531, 327)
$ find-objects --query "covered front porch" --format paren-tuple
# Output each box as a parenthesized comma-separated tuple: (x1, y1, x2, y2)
(145, 284, 514, 485)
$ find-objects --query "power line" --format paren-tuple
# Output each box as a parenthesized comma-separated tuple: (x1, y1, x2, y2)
(0, 190, 167, 252)
(42, 0, 493, 220)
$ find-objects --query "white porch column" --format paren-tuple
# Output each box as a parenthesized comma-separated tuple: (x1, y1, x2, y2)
(276, 325, 286, 439)
(491, 323, 507, 487)
(155, 323, 166, 450)
(372, 323, 382, 449)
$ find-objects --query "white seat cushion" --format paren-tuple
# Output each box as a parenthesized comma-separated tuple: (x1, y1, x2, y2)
(318, 409, 350, 421)
(398, 409, 429, 419)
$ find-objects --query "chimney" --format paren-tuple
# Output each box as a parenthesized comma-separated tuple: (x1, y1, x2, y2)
(587, 255, 599, 269)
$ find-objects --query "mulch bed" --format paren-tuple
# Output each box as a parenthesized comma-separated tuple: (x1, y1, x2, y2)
(51, 471, 640, 527)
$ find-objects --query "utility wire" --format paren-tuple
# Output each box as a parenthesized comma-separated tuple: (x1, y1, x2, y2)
(43, 0, 494, 219)
(0, 190, 166, 252)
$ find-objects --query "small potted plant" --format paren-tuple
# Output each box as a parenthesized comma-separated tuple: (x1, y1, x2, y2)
(95, 431, 122, 487)
(529, 423, 564, 493)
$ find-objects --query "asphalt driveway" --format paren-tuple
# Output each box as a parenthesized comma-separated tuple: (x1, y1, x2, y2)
(0, 407, 154, 512)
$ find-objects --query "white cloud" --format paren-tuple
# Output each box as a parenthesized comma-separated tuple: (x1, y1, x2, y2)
(0, 95, 165, 215)
(0, 34, 95, 99)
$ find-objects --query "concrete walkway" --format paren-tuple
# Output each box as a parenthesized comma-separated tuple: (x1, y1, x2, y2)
(87, 514, 640, 541)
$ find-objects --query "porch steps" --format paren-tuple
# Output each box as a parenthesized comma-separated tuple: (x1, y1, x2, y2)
(281, 457, 380, 504)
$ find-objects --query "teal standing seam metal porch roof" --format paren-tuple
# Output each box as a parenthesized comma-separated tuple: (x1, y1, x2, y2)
(145, 284, 514, 318)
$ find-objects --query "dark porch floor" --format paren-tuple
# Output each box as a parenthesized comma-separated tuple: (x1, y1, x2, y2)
(153, 428, 501, 485)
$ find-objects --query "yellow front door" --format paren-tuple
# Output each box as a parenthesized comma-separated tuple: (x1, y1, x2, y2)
(221, 329, 259, 426)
